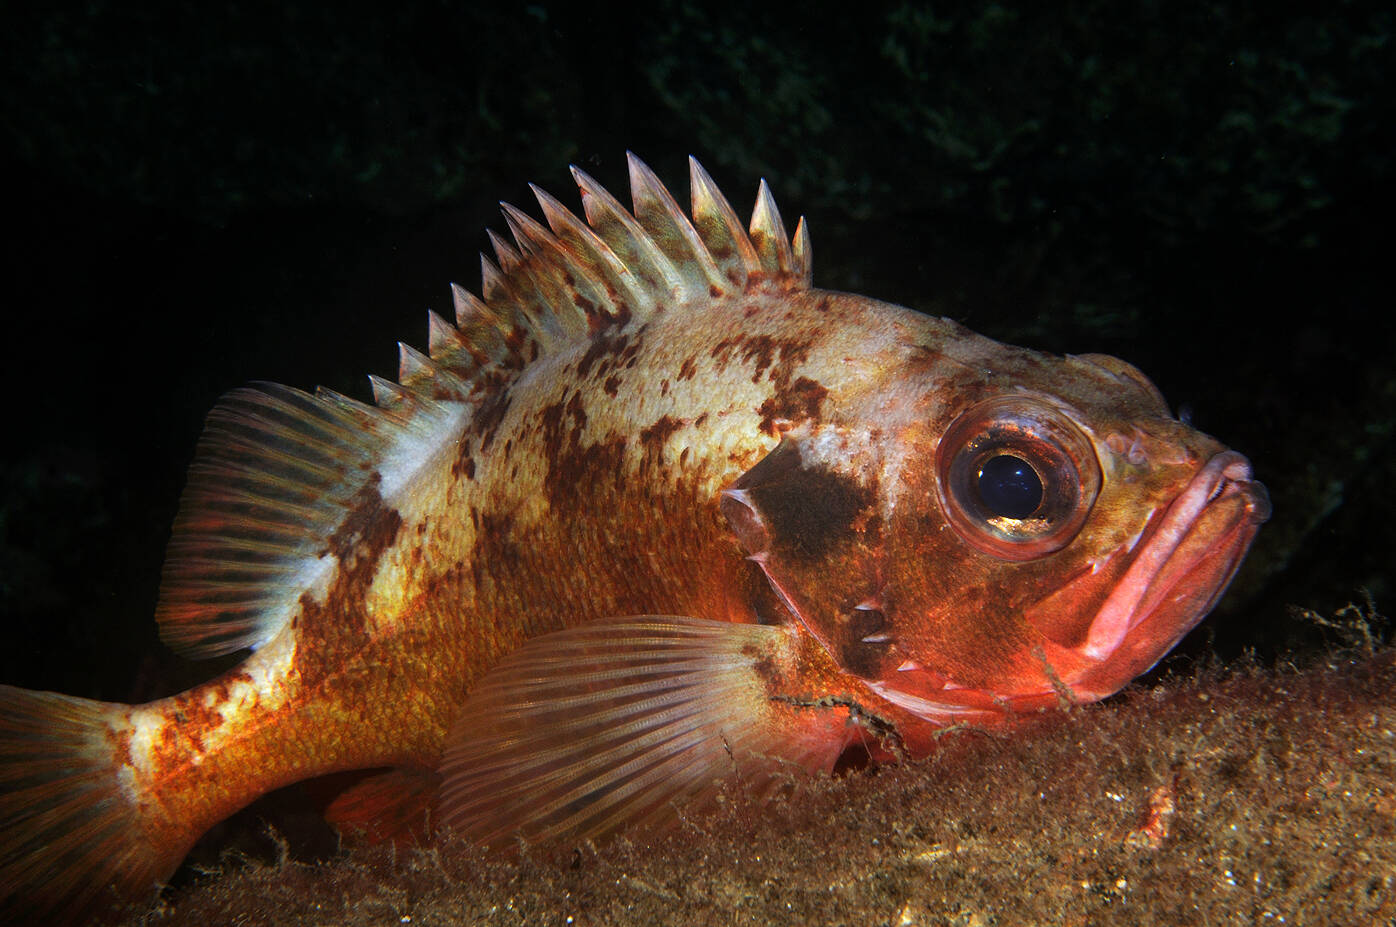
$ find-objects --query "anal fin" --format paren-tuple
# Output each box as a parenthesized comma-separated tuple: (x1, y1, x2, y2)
(437, 616, 854, 851)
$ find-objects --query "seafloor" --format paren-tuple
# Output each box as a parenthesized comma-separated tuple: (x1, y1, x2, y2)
(124, 635, 1394, 925)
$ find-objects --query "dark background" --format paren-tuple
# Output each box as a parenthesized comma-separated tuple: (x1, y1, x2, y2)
(2, 1, 1391, 710)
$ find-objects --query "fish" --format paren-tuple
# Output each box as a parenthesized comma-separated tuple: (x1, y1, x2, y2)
(0, 154, 1270, 921)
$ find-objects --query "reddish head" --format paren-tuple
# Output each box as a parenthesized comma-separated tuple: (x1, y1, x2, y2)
(722, 317, 1270, 732)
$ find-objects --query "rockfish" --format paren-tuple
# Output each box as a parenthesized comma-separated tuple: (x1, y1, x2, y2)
(0, 154, 1269, 921)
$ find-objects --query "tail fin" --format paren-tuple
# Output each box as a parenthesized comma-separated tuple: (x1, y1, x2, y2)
(0, 685, 175, 923)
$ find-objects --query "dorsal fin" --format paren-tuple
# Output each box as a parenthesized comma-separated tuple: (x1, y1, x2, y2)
(627, 155, 729, 295)
(154, 156, 807, 659)
(155, 383, 464, 657)
(418, 151, 807, 395)
(750, 179, 795, 276)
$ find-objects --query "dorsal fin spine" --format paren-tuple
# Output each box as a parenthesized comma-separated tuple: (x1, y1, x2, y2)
(449, 283, 513, 370)
(792, 217, 813, 287)
(398, 342, 470, 401)
(531, 183, 647, 324)
(499, 203, 553, 257)
(571, 165, 684, 298)
(749, 179, 794, 276)
(478, 253, 550, 353)
(487, 217, 577, 346)
(626, 153, 727, 296)
(425, 309, 483, 381)
(499, 203, 593, 341)
(397, 342, 432, 388)
(486, 229, 524, 272)
(688, 156, 761, 287)
(425, 309, 457, 357)
(369, 374, 414, 410)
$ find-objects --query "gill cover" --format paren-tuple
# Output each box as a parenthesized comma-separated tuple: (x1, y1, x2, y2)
(721, 433, 896, 682)
(720, 396, 1107, 688)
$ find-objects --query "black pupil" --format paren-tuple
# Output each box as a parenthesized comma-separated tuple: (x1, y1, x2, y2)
(977, 454, 1043, 519)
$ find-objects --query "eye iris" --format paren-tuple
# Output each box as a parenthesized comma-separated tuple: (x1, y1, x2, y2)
(977, 454, 1043, 519)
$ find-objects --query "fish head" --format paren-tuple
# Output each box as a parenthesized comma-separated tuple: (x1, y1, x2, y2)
(721, 330, 1271, 728)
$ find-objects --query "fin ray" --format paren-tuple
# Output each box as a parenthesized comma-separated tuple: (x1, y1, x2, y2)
(572, 163, 684, 297)
(627, 153, 728, 296)
(324, 767, 441, 847)
(750, 178, 795, 276)
(688, 155, 762, 285)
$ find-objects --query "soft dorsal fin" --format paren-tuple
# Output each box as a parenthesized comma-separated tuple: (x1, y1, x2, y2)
(156, 383, 464, 657)
(155, 156, 806, 659)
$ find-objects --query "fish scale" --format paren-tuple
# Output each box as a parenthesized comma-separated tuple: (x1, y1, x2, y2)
(0, 154, 1268, 922)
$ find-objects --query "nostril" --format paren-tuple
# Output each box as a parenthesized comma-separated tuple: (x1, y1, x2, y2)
(1105, 431, 1148, 466)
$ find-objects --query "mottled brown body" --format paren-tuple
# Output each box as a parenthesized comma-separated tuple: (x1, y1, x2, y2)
(0, 156, 1267, 922)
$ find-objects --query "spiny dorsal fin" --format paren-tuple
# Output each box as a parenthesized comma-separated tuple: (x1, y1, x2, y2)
(689, 156, 763, 285)
(408, 152, 807, 395)
(627, 154, 729, 295)
(449, 283, 515, 371)
(751, 179, 795, 276)
(529, 182, 648, 320)
(396, 341, 470, 401)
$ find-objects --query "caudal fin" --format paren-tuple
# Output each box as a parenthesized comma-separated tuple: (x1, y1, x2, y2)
(0, 685, 174, 923)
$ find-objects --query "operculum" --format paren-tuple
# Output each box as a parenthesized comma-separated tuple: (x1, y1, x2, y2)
(720, 432, 898, 681)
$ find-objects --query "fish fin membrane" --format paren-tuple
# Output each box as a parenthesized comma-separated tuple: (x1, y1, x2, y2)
(436, 616, 852, 851)
(156, 382, 463, 658)
(404, 153, 810, 421)
(323, 766, 441, 848)
(0, 686, 174, 923)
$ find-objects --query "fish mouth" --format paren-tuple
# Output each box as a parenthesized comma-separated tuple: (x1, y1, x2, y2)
(1070, 449, 1270, 692)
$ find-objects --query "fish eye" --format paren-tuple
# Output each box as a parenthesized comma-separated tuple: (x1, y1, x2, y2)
(936, 398, 1101, 560)
(977, 454, 1043, 519)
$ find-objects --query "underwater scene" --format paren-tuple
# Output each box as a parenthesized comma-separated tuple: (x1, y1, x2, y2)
(2, 2, 1392, 923)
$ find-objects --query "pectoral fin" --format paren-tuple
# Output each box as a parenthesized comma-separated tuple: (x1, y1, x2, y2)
(437, 616, 855, 850)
